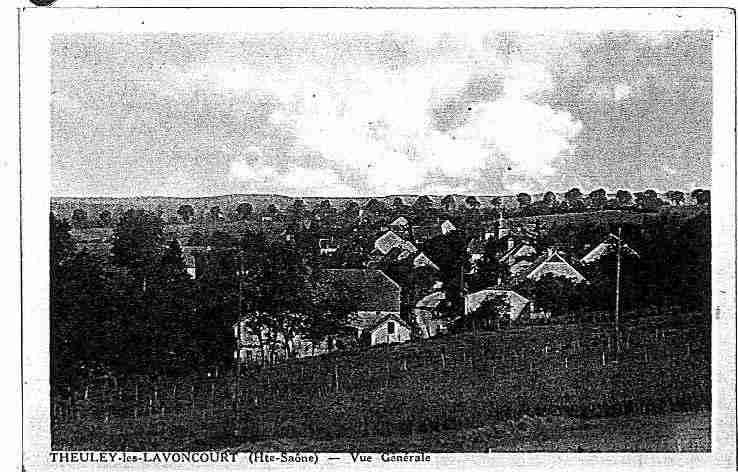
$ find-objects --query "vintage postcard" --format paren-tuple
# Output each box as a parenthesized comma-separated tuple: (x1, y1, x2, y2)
(18, 5, 737, 471)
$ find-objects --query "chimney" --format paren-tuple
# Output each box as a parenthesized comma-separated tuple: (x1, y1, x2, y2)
(507, 238, 515, 251)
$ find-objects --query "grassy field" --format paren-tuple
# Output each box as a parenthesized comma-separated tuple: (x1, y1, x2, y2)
(52, 315, 710, 452)
(233, 410, 710, 452)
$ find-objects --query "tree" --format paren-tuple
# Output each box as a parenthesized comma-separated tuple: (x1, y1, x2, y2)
(441, 195, 457, 213)
(50, 213, 74, 270)
(564, 188, 583, 202)
(177, 204, 195, 223)
(209, 230, 237, 249)
(98, 210, 113, 227)
(424, 231, 469, 315)
(209, 206, 224, 221)
(71, 209, 87, 228)
(111, 209, 165, 290)
(188, 231, 205, 246)
(455, 294, 510, 333)
(616, 190, 633, 206)
(665, 190, 685, 206)
(587, 188, 608, 211)
(635, 189, 665, 212)
(543, 191, 558, 207)
(265, 203, 279, 216)
(413, 195, 434, 211)
(342, 200, 360, 220)
(519, 274, 583, 319)
(468, 238, 509, 291)
(236, 202, 253, 220)
(692, 189, 710, 205)
(365, 198, 387, 216)
(563, 188, 585, 212)
(516, 193, 532, 207)
(237, 237, 315, 358)
(465, 196, 481, 209)
(304, 279, 357, 354)
(316, 199, 332, 213)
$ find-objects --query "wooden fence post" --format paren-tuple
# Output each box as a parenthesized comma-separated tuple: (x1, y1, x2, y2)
(134, 384, 139, 419)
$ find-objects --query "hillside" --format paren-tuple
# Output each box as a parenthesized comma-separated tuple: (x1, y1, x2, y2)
(52, 314, 709, 451)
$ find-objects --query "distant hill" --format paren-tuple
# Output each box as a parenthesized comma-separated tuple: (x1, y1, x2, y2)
(51, 190, 697, 225)
(50, 193, 527, 222)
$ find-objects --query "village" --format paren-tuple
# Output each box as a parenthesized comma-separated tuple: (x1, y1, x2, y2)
(53, 189, 710, 371)
(49, 189, 711, 451)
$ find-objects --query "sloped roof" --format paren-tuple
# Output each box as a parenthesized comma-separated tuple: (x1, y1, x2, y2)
(510, 260, 534, 278)
(374, 230, 404, 254)
(398, 249, 417, 261)
(348, 311, 411, 332)
(466, 289, 530, 321)
(523, 250, 586, 283)
(401, 240, 418, 253)
(416, 290, 446, 309)
(390, 216, 409, 227)
(441, 220, 457, 234)
(413, 252, 440, 271)
(315, 269, 401, 313)
(580, 233, 640, 265)
(499, 243, 538, 265)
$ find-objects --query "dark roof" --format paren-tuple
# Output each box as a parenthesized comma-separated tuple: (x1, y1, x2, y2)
(516, 250, 587, 283)
(315, 269, 401, 313)
(499, 242, 538, 265)
(580, 233, 640, 264)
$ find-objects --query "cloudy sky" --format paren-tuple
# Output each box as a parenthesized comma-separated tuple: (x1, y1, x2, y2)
(50, 30, 711, 197)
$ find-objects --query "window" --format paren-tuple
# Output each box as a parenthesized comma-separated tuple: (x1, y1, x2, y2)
(387, 321, 395, 334)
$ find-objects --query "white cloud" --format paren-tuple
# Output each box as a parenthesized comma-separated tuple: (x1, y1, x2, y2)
(613, 83, 632, 101)
(224, 40, 582, 196)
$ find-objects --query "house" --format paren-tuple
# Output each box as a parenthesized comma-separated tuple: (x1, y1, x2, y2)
(374, 230, 405, 255)
(180, 245, 208, 279)
(414, 291, 450, 338)
(347, 311, 412, 346)
(389, 216, 410, 230)
(580, 233, 640, 265)
(517, 249, 587, 283)
(415, 288, 531, 337)
(441, 219, 457, 235)
(318, 237, 338, 256)
(374, 230, 418, 262)
(316, 269, 409, 346)
(413, 252, 440, 271)
(466, 289, 531, 322)
(233, 269, 407, 363)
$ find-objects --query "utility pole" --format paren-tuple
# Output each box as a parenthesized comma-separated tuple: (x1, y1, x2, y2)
(614, 226, 623, 356)
(234, 249, 244, 437)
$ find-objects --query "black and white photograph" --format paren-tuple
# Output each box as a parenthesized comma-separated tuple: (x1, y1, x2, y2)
(17, 5, 737, 471)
